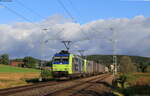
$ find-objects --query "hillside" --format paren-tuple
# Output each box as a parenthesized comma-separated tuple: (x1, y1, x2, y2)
(86, 55, 150, 64)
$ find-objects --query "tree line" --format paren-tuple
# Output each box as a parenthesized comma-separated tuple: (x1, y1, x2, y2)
(0, 54, 51, 69)
(0, 53, 150, 72)
(86, 55, 150, 73)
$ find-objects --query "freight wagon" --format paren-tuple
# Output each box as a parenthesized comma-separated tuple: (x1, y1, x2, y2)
(52, 50, 105, 78)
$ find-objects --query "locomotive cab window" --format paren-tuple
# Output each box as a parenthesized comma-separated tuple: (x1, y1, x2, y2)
(54, 57, 61, 62)
(53, 56, 69, 64)
(54, 59, 61, 62)
(62, 57, 69, 64)
(62, 58, 68, 62)
(53, 57, 61, 64)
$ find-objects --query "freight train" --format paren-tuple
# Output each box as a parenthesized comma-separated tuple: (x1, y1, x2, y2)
(51, 50, 105, 78)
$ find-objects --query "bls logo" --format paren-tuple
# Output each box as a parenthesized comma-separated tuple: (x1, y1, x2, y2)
(0, 0, 12, 2)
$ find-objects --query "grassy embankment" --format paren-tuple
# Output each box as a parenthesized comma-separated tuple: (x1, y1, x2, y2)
(113, 72, 150, 96)
(0, 64, 40, 89)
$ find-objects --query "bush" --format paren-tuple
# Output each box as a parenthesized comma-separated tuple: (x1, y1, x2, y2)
(120, 56, 137, 73)
(41, 69, 52, 79)
(146, 66, 150, 72)
(117, 74, 127, 88)
(0, 54, 9, 65)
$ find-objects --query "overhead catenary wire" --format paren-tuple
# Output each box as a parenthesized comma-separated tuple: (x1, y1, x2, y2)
(0, 3, 33, 22)
(15, 0, 68, 42)
(14, 0, 73, 42)
(57, 0, 90, 41)
(0, 3, 48, 60)
(66, 0, 122, 63)
(67, 0, 110, 40)
(67, 0, 82, 22)
(57, 0, 75, 21)
(1, 1, 94, 58)
(0, 3, 45, 79)
(67, 0, 94, 40)
(15, 0, 45, 19)
(0, 3, 64, 53)
(0, 2, 62, 38)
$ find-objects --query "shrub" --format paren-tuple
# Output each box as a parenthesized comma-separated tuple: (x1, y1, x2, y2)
(41, 69, 52, 79)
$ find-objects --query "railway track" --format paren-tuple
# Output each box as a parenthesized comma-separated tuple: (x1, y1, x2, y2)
(0, 80, 65, 96)
(0, 74, 112, 96)
(44, 74, 110, 96)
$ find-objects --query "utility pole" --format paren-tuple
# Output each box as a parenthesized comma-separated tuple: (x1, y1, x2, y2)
(39, 28, 48, 81)
(61, 40, 72, 51)
(110, 28, 117, 75)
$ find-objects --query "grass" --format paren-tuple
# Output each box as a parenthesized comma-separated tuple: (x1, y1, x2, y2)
(0, 80, 28, 89)
(125, 72, 150, 86)
(0, 73, 40, 89)
(0, 64, 41, 89)
(114, 72, 150, 96)
(0, 64, 40, 73)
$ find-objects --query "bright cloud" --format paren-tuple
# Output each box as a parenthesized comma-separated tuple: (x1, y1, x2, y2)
(0, 15, 150, 59)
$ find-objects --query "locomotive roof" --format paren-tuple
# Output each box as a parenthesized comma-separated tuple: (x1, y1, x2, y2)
(54, 54, 69, 57)
(54, 50, 86, 60)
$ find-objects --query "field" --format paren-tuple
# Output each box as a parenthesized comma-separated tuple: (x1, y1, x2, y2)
(0, 64, 40, 73)
(114, 72, 150, 96)
(126, 72, 150, 86)
(0, 64, 40, 89)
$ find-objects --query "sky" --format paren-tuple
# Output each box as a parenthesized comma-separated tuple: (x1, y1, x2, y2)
(0, 0, 150, 24)
(0, 0, 150, 59)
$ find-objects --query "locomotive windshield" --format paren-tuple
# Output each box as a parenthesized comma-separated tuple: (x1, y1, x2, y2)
(53, 56, 69, 64)
(61, 57, 69, 63)
(54, 58, 61, 62)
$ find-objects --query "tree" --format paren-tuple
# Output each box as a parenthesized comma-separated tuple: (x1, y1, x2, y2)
(0, 54, 9, 65)
(45, 61, 52, 67)
(14, 58, 23, 62)
(23, 56, 38, 68)
(120, 56, 136, 73)
(138, 62, 150, 72)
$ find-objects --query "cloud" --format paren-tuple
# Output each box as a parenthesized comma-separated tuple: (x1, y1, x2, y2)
(0, 15, 150, 59)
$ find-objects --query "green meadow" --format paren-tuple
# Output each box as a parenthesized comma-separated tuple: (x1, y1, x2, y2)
(0, 64, 40, 73)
